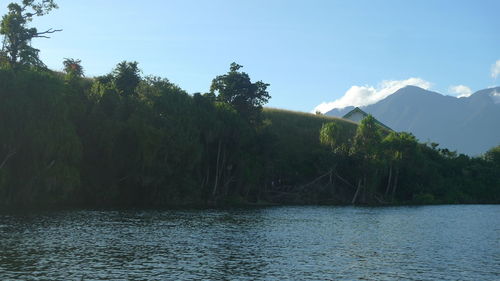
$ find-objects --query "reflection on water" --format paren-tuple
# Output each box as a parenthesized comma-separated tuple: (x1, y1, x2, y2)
(0, 205, 498, 280)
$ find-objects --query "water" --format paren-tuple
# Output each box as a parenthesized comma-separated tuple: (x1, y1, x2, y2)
(0, 205, 498, 280)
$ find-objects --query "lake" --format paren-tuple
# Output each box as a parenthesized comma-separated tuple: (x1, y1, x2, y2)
(0, 205, 498, 280)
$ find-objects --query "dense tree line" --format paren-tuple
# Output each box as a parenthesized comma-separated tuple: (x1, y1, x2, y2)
(0, 63, 499, 208)
(0, 60, 277, 207)
(0, 1, 498, 209)
(319, 117, 500, 204)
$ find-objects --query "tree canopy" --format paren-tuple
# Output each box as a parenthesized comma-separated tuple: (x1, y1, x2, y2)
(0, 0, 61, 68)
(210, 62, 270, 123)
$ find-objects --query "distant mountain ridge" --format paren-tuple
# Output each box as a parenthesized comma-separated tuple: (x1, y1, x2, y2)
(325, 85, 500, 155)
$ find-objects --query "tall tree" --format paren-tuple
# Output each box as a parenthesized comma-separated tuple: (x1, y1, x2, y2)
(63, 58, 84, 78)
(350, 115, 383, 203)
(352, 115, 382, 158)
(0, 0, 61, 68)
(210, 62, 270, 123)
(382, 132, 418, 201)
(320, 121, 352, 154)
(112, 61, 141, 96)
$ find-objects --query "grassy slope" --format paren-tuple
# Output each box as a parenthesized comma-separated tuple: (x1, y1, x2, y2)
(262, 108, 357, 185)
(263, 107, 357, 145)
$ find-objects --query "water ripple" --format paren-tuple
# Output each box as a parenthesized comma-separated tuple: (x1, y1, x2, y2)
(0, 205, 499, 280)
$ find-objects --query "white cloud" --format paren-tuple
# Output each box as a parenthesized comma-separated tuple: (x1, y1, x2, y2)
(492, 90, 500, 104)
(449, 85, 472, 98)
(314, 78, 432, 113)
(492, 60, 500, 79)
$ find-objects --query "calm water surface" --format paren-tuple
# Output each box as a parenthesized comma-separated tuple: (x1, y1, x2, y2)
(0, 205, 498, 280)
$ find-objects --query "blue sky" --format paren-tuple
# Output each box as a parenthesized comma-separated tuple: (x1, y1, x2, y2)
(14, 0, 500, 112)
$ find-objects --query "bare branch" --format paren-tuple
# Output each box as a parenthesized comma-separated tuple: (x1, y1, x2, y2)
(36, 28, 62, 35)
(296, 170, 332, 191)
(0, 149, 17, 170)
(333, 170, 356, 189)
(34, 28, 62, 38)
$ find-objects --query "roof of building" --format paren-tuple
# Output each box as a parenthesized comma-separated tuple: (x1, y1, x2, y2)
(342, 107, 367, 120)
(342, 107, 393, 131)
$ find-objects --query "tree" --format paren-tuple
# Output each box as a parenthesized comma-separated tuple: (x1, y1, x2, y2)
(350, 115, 383, 203)
(352, 115, 382, 158)
(0, 69, 81, 207)
(63, 58, 84, 78)
(210, 62, 270, 123)
(382, 132, 418, 201)
(320, 121, 352, 154)
(484, 145, 500, 166)
(0, 0, 61, 68)
(112, 61, 141, 96)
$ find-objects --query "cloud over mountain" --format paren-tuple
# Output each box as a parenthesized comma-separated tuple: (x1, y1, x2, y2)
(492, 60, 500, 79)
(314, 78, 432, 113)
(491, 89, 500, 104)
(325, 86, 500, 156)
(449, 85, 472, 98)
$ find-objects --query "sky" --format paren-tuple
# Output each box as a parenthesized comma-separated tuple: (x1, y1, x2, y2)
(10, 0, 499, 113)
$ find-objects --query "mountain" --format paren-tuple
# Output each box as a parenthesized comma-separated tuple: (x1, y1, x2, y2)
(325, 85, 500, 156)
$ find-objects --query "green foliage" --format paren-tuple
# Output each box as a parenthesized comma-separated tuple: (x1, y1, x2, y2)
(0, 36, 497, 209)
(1, 58, 498, 209)
(0, 1, 497, 209)
(263, 108, 354, 190)
(382, 132, 417, 163)
(317, 113, 500, 205)
(0, 68, 81, 207)
(0, 0, 60, 68)
(484, 145, 500, 165)
(320, 121, 354, 154)
(112, 61, 141, 96)
(210, 62, 270, 124)
(63, 58, 84, 79)
(352, 115, 383, 158)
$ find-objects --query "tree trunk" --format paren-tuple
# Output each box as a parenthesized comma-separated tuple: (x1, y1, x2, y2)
(333, 170, 356, 189)
(352, 179, 362, 204)
(297, 170, 333, 190)
(203, 144, 210, 190)
(385, 165, 392, 196)
(361, 175, 367, 203)
(221, 147, 228, 196)
(212, 139, 222, 197)
(203, 164, 210, 190)
(391, 168, 399, 201)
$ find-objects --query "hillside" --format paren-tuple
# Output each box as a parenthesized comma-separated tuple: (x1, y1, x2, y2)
(262, 108, 357, 196)
(326, 86, 500, 155)
(1, 67, 499, 208)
